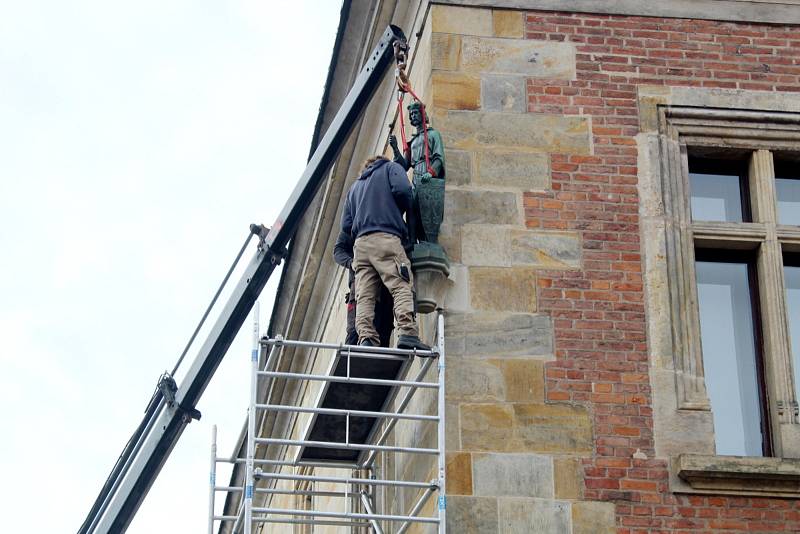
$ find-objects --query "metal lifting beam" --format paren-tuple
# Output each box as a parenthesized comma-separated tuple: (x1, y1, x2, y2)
(79, 24, 407, 534)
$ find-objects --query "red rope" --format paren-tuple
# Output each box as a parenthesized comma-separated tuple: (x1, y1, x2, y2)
(404, 86, 436, 177)
(396, 77, 436, 178)
(396, 92, 408, 154)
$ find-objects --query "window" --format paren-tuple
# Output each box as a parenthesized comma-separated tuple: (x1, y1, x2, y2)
(786, 254, 800, 411)
(641, 101, 800, 496)
(684, 149, 799, 458)
(695, 251, 768, 457)
(656, 107, 800, 461)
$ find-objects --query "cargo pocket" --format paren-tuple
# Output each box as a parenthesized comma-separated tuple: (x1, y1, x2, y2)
(397, 259, 410, 283)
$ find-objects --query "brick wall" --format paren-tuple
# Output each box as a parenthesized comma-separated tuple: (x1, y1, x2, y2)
(525, 10, 800, 533)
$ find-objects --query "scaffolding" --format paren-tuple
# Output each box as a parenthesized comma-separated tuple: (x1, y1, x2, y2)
(210, 313, 446, 533)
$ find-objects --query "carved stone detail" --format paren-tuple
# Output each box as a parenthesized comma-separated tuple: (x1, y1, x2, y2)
(657, 120, 709, 410)
(654, 104, 800, 454)
(676, 454, 800, 497)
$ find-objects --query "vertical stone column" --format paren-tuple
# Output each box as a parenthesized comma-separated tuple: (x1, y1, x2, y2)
(413, 5, 615, 533)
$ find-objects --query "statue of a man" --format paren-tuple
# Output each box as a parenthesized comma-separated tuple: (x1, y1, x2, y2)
(389, 100, 446, 244)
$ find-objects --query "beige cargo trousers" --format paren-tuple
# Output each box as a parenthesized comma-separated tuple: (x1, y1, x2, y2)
(353, 232, 417, 344)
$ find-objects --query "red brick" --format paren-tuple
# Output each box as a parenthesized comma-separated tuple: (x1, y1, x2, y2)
(522, 9, 800, 532)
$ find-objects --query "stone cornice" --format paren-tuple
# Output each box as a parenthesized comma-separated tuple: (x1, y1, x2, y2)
(437, 0, 800, 25)
(677, 454, 800, 497)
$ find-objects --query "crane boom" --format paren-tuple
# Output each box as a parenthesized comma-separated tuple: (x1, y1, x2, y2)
(79, 24, 407, 533)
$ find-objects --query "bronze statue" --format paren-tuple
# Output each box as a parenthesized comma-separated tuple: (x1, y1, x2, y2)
(389, 100, 446, 244)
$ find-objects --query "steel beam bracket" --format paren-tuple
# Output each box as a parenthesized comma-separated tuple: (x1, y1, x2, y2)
(250, 224, 288, 265)
(157, 373, 201, 422)
(249, 223, 270, 242)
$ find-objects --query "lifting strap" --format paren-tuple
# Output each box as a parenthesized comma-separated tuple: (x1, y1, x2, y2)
(393, 39, 436, 178)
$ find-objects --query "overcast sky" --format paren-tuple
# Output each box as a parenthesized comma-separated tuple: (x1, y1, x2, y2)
(0, 1, 342, 531)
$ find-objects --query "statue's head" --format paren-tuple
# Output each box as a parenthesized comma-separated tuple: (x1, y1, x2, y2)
(407, 100, 428, 128)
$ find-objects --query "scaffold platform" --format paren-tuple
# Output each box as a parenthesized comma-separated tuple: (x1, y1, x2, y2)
(209, 312, 446, 533)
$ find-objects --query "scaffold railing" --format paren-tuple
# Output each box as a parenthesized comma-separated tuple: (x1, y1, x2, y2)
(209, 312, 446, 533)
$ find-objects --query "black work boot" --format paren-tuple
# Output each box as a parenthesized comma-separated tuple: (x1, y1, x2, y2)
(397, 335, 431, 353)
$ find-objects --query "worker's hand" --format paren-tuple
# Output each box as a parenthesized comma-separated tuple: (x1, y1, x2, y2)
(388, 134, 398, 150)
(420, 172, 432, 184)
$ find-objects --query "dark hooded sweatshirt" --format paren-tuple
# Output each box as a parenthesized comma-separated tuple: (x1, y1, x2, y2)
(340, 158, 413, 242)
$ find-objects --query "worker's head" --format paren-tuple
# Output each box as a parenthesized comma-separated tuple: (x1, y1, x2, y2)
(407, 100, 428, 128)
(362, 155, 388, 171)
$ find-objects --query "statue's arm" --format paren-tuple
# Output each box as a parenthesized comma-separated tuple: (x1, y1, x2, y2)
(388, 134, 410, 170)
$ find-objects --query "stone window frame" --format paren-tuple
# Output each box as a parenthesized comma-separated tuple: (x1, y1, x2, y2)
(654, 104, 800, 494)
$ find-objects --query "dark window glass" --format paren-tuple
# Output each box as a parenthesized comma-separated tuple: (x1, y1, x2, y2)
(689, 157, 750, 223)
(774, 160, 800, 226)
(785, 255, 800, 410)
(695, 253, 766, 456)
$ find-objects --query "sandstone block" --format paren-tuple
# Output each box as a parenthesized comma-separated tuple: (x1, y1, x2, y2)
(572, 501, 616, 534)
(493, 10, 524, 38)
(446, 496, 499, 534)
(445, 312, 553, 357)
(432, 33, 461, 71)
(461, 402, 591, 453)
(554, 456, 583, 499)
(433, 72, 481, 110)
(473, 453, 554, 498)
(460, 404, 515, 450)
(445, 189, 520, 225)
(444, 263, 469, 312)
(462, 226, 582, 269)
(445, 149, 472, 186)
(498, 498, 571, 534)
(497, 358, 545, 402)
(461, 37, 576, 78)
(475, 151, 549, 189)
(431, 5, 493, 36)
(440, 111, 591, 154)
(447, 452, 473, 495)
(514, 403, 593, 453)
(510, 230, 582, 269)
(448, 357, 545, 403)
(438, 222, 462, 263)
(446, 401, 461, 450)
(462, 224, 512, 267)
(481, 74, 526, 113)
(447, 357, 506, 401)
(469, 267, 537, 313)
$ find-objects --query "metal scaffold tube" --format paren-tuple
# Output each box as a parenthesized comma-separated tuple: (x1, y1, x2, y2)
(254, 403, 439, 422)
(210, 310, 446, 533)
(437, 310, 447, 534)
(257, 370, 439, 389)
(208, 426, 216, 534)
(255, 471, 434, 489)
(254, 437, 439, 455)
(251, 507, 440, 524)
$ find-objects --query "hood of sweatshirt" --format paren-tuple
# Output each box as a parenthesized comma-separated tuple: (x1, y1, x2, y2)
(357, 158, 389, 180)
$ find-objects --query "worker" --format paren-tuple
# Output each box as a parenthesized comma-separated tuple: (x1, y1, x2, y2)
(340, 155, 430, 351)
(333, 229, 394, 347)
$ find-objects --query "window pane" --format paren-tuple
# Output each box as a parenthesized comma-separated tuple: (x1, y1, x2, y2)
(696, 260, 763, 456)
(689, 158, 748, 222)
(774, 159, 800, 226)
(786, 263, 800, 409)
(776, 175, 800, 226)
